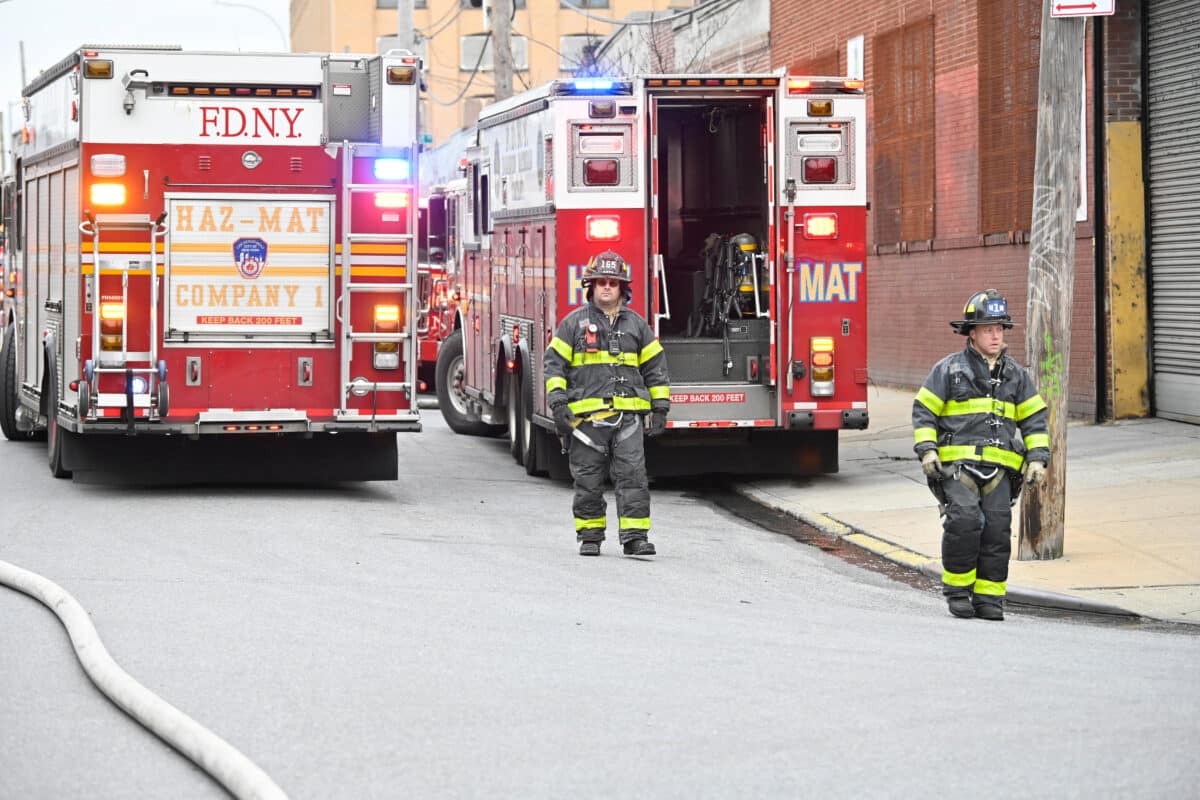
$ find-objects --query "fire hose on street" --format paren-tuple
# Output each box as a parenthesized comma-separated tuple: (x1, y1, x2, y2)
(0, 558, 287, 800)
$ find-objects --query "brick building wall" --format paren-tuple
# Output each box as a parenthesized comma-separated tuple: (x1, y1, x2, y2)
(772, 0, 1099, 418)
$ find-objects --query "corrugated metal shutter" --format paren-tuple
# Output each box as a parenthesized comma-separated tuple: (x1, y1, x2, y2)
(1147, 0, 1200, 423)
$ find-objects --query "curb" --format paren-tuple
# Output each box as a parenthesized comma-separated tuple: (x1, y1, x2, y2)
(732, 483, 1141, 619)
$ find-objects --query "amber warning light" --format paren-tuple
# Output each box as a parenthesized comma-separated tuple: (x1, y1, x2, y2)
(802, 213, 838, 239)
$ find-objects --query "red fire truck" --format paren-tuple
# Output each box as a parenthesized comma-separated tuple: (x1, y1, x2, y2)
(435, 74, 868, 477)
(415, 182, 467, 390)
(0, 46, 423, 481)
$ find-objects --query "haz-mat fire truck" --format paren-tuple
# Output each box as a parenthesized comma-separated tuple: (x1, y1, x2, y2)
(435, 74, 868, 477)
(0, 46, 422, 481)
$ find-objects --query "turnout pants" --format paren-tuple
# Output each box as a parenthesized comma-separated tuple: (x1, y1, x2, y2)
(940, 465, 1012, 607)
(570, 414, 651, 544)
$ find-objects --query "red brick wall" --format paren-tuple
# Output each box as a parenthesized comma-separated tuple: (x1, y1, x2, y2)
(772, 0, 1098, 418)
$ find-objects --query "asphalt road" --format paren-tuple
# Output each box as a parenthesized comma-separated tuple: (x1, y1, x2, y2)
(2, 411, 1198, 798)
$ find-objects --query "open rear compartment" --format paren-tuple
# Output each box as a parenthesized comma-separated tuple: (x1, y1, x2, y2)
(652, 96, 771, 386)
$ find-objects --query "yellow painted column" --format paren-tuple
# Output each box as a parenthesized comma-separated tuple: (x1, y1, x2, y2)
(1104, 121, 1150, 419)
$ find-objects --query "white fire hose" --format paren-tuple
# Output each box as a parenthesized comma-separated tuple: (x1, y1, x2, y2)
(0, 559, 287, 800)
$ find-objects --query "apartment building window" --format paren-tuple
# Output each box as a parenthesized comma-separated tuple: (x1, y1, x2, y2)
(872, 17, 935, 245)
(378, 0, 426, 9)
(460, 34, 529, 71)
(561, 0, 609, 7)
(559, 34, 603, 72)
(978, 0, 1040, 234)
(460, 0, 526, 6)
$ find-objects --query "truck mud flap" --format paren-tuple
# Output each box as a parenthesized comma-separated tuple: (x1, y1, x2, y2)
(64, 432, 399, 484)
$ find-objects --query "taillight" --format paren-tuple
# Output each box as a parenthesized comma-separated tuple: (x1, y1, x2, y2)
(810, 336, 834, 396)
(375, 191, 409, 208)
(583, 159, 619, 186)
(373, 304, 402, 370)
(586, 215, 620, 241)
(802, 213, 838, 239)
(100, 303, 124, 351)
(90, 183, 126, 205)
(803, 157, 837, 184)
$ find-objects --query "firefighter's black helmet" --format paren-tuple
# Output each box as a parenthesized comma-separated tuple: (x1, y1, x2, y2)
(582, 250, 632, 285)
(949, 289, 1014, 335)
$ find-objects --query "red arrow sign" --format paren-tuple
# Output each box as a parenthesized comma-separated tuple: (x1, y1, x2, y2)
(1052, 0, 1114, 16)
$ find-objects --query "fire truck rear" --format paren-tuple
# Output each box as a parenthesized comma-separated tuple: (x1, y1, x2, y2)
(437, 74, 868, 477)
(0, 46, 422, 480)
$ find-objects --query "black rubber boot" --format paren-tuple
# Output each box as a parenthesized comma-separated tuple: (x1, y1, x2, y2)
(623, 538, 656, 556)
(947, 596, 975, 619)
(975, 602, 1004, 621)
(579, 541, 601, 557)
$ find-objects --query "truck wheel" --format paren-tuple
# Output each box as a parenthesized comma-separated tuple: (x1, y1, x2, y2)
(507, 371, 523, 462)
(0, 325, 33, 442)
(435, 330, 503, 436)
(46, 369, 72, 479)
(521, 369, 546, 477)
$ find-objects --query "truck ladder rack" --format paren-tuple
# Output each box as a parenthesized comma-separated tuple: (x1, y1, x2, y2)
(336, 142, 419, 420)
(78, 213, 167, 421)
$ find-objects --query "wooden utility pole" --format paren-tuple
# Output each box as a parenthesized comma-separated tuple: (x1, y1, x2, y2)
(1019, 1, 1087, 560)
(492, 0, 514, 101)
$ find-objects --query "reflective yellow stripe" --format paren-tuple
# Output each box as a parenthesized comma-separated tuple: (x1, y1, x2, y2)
(1016, 394, 1047, 420)
(549, 337, 574, 361)
(943, 397, 1017, 420)
(648, 385, 670, 400)
(570, 351, 639, 367)
(914, 426, 937, 445)
(586, 410, 618, 422)
(938, 445, 1024, 471)
(943, 568, 977, 587)
(546, 376, 567, 392)
(569, 397, 609, 414)
(575, 517, 606, 531)
(612, 396, 651, 411)
(568, 396, 653, 414)
(638, 340, 664, 364)
(1024, 433, 1049, 450)
(916, 386, 944, 416)
(619, 517, 651, 530)
(974, 578, 1006, 597)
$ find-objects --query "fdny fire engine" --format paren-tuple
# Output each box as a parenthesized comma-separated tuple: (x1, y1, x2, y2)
(435, 73, 868, 477)
(415, 182, 467, 391)
(0, 46, 422, 480)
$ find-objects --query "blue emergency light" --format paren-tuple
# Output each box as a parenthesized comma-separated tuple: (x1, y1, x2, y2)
(374, 158, 410, 181)
(573, 78, 614, 92)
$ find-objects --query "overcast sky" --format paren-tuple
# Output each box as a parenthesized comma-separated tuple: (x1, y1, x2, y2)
(1, 0, 290, 144)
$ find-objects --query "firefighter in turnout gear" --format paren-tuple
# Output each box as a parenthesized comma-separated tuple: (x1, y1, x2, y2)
(912, 289, 1050, 621)
(543, 250, 670, 557)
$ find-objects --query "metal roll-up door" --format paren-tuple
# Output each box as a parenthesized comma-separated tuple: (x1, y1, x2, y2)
(1146, 0, 1200, 423)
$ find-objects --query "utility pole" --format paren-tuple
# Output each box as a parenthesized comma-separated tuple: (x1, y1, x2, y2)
(1018, 1, 1086, 560)
(396, 0, 415, 52)
(19, 39, 28, 89)
(492, 0, 514, 101)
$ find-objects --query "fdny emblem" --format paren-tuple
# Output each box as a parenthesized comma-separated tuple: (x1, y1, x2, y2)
(233, 237, 268, 279)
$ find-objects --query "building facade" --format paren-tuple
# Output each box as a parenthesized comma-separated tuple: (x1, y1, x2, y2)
(291, 0, 679, 146)
(772, 0, 1200, 422)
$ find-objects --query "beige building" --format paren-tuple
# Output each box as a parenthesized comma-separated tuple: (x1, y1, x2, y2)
(290, 0, 680, 146)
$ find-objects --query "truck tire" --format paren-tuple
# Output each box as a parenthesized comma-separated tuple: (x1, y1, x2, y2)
(45, 367, 72, 479)
(507, 370, 523, 462)
(520, 368, 547, 477)
(435, 330, 503, 436)
(0, 325, 33, 442)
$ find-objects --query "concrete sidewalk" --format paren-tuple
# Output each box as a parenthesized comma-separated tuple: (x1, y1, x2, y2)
(735, 384, 1200, 624)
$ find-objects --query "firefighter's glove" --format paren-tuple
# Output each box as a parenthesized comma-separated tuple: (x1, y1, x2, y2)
(920, 450, 943, 479)
(552, 404, 577, 437)
(1022, 460, 1047, 487)
(645, 410, 667, 438)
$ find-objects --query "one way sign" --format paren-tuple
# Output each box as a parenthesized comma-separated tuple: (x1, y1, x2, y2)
(1052, 0, 1115, 16)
